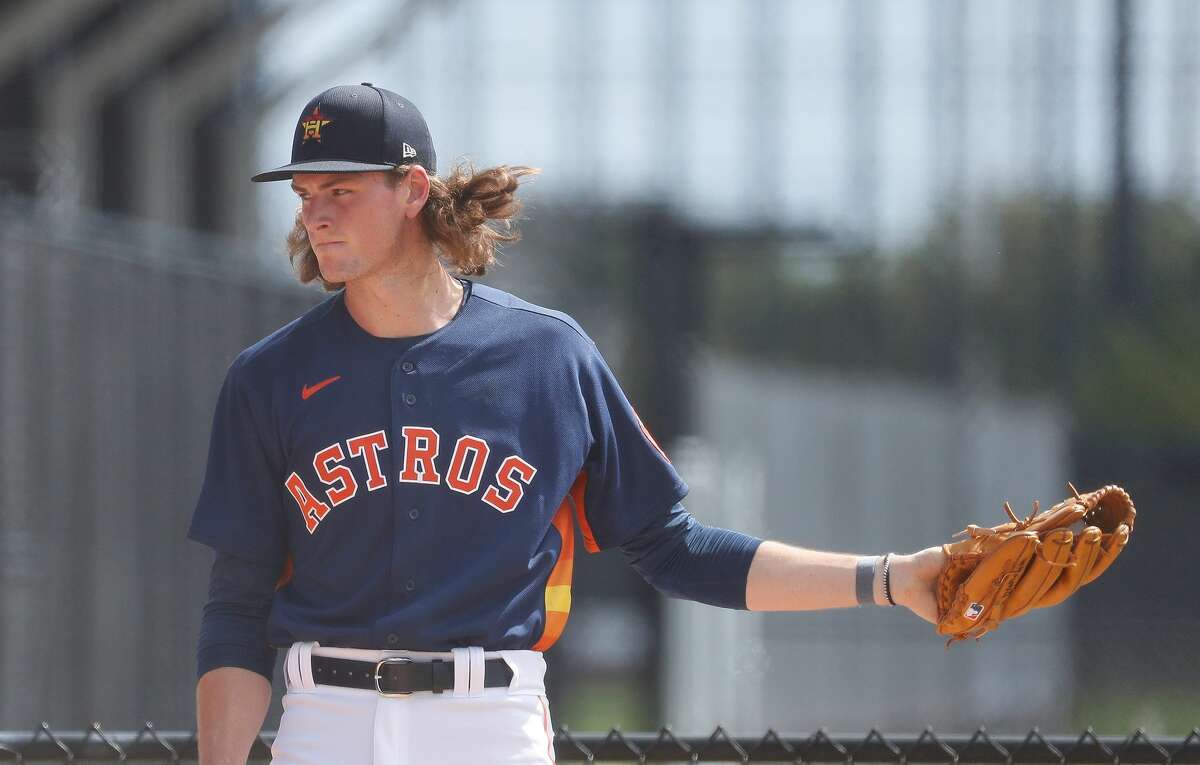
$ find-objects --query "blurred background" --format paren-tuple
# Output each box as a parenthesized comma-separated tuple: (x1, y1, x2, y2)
(1, 0, 1197, 740)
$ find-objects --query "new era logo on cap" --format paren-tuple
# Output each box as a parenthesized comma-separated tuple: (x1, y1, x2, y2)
(251, 83, 437, 182)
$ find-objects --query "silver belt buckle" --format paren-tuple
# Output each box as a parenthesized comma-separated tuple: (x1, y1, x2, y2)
(374, 657, 414, 697)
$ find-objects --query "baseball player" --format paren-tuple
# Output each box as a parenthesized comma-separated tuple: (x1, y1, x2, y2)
(189, 83, 946, 765)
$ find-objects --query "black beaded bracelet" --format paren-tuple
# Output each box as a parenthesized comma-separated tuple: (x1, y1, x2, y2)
(882, 553, 897, 606)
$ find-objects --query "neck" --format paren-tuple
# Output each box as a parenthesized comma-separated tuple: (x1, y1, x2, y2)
(343, 244, 464, 339)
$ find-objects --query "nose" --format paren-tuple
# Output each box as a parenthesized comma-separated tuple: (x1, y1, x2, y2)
(301, 195, 333, 231)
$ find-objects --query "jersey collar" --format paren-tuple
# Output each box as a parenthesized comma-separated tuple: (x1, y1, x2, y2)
(334, 280, 503, 374)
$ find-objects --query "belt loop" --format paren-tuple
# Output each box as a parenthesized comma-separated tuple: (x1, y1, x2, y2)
(499, 650, 548, 694)
(468, 646, 485, 697)
(284, 643, 298, 689)
(287, 642, 318, 691)
(451, 647, 471, 697)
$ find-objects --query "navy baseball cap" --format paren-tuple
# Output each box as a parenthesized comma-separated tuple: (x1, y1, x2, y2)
(252, 83, 437, 182)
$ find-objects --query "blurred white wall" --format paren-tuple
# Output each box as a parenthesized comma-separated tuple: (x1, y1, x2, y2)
(663, 353, 1071, 734)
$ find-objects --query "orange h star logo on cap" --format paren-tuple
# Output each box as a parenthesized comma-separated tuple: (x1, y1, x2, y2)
(300, 105, 332, 142)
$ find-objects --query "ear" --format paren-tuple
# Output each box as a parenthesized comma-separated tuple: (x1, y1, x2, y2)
(400, 166, 431, 219)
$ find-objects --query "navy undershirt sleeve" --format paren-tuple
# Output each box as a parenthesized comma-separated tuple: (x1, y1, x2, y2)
(619, 504, 763, 610)
(197, 551, 279, 681)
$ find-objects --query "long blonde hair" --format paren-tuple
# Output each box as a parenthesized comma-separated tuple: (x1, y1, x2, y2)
(286, 163, 540, 291)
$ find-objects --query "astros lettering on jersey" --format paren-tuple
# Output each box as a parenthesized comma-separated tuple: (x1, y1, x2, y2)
(288, 422, 538, 533)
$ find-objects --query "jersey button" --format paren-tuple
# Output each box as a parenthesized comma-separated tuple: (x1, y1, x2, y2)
(386, 633, 400, 645)
(405, 578, 416, 592)
(408, 508, 420, 520)
(401, 361, 415, 373)
(404, 393, 417, 405)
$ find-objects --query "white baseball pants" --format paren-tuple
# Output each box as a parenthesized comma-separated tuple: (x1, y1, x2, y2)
(271, 642, 556, 765)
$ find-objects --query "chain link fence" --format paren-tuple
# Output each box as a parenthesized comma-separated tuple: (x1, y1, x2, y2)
(1, 724, 1198, 763)
(0, 196, 321, 729)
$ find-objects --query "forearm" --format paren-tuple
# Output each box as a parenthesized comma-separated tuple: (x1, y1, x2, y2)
(193, 551, 279, 764)
(196, 666, 271, 765)
(744, 541, 891, 611)
(621, 506, 944, 620)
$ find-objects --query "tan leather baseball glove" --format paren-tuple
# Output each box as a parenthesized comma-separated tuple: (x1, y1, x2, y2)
(935, 484, 1136, 645)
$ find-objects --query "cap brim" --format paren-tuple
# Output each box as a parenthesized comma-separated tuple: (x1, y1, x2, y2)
(250, 159, 398, 183)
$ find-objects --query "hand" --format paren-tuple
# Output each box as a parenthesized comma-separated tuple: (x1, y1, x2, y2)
(890, 545, 946, 624)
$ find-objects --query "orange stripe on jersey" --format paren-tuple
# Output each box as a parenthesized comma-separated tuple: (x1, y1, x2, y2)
(531, 473, 584, 652)
(631, 406, 671, 464)
(275, 554, 294, 591)
(566, 470, 601, 554)
(533, 610, 570, 653)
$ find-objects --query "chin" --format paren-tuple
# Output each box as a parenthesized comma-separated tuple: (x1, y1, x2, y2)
(319, 267, 357, 285)
(316, 255, 361, 283)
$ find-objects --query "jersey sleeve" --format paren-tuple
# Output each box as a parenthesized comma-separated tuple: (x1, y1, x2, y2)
(197, 551, 278, 680)
(619, 503, 763, 609)
(187, 357, 289, 567)
(576, 344, 689, 552)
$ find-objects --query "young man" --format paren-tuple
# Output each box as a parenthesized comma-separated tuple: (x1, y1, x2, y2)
(189, 83, 946, 765)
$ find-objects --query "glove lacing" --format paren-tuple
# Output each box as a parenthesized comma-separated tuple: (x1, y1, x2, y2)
(952, 499, 1076, 568)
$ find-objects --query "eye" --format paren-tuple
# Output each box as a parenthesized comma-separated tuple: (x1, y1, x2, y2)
(332, 188, 351, 196)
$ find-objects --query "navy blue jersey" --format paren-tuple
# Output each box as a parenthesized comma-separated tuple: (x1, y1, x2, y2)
(187, 281, 689, 652)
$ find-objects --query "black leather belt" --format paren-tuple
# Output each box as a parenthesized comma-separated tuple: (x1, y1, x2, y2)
(310, 655, 513, 696)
